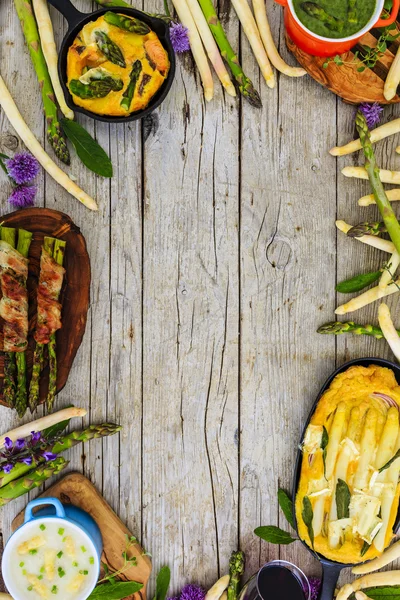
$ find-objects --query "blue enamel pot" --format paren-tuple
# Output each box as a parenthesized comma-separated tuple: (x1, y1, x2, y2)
(2, 497, 103, 600)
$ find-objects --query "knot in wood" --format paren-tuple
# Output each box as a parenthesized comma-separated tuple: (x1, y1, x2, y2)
(266, 238, 292, 270)
(1, 133, 18, 151)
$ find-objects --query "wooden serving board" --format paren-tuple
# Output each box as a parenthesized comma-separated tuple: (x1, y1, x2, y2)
(12, 473, 152, 600)
(0, 208, 90, 408)
(287, 17, 400, 104)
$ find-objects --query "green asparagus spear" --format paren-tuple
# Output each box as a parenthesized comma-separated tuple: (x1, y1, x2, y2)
(95, 30, 126, 68)
(0, 227, 17, 408)
(317, 321, 390, 339)
(336, 270, 382, 293)
(0, 458, 68, 506)
(29, 237, 54, 413)
(121, 60, 142, 111)
(0, 423, 121, 488)
(104, 11, 150, 34)
(348, 0, 357, 23)
(301, 2, 344, 31)
(13, 0, 70, 164)
(356, 111, 400, 257)
(347, 221, 386, 237)
(15, 229, 33, 418)
(46, 238, 66, 412)
(227, 551, 245, 600)
(69, 77, 123, 99)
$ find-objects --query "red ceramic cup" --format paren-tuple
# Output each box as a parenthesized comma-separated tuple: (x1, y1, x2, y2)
(274, 0, 400, 56)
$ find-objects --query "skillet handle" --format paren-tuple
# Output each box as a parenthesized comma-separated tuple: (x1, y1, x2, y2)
(47, 0, 86, 28)
(318, 561, 343, 600)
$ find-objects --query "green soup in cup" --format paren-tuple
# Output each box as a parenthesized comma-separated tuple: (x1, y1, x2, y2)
(292, 0, 378, 39)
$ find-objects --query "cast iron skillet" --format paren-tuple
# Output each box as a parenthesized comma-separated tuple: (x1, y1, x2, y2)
(292, 357, 400, 600)
(47, 0, 176, 122)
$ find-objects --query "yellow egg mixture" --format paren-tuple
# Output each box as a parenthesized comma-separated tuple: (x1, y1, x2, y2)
(67, 14, 170, 116)
(296, 365, 400, 564)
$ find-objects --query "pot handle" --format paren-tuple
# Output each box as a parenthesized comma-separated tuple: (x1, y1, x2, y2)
(318, 561, 343, 600)
(47, 0, 86, 28)
(24, 497, 66, 523)
(274, 0, 288, 5)
(376, 0, 400, 27)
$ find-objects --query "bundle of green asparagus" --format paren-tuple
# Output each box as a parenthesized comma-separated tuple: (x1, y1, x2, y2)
(29, 236, 66, 413)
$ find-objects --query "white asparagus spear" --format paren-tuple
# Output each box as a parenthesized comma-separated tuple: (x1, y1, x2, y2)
(0, 75, 98, 211)
(205, 575, 230, 600)
(353, 408, 378, 490)
(336, 220, 395, 253)
(375, 406, 399, 471)
(379, 303, 400, 362)
(353, 539, 400, 574)
(0, 595, 13, 599)
(359, 189, 400, 206)
(337, 572, 400, 600)
(355, 593, 369, 600)
(230, 0, 275, 88)
(171, 0, 214, 101)
(32, 0, 74, 119)
(385, 46, 400, 101)
(343, 166, 400, 185)
(330, 118, 400, 156)
(335, 281, 400, 315)
(252, 0, 306, 77)
(373, 444, 400, 552)
(185, 0, 236, 96)
(379, 250, 400, 293)
(0, 407, 87, 446)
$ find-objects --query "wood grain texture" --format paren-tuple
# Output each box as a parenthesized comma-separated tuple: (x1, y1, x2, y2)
(0, 208, 90, 408)
(2, 0, 400, 597)
(286, 21, 400, 104)
(12, 473, 152, 600)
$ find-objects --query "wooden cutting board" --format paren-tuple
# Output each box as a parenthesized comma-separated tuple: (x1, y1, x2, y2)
(286, 18, 400, 104)
(0, 208, 90, 408)
(12, 473, 152, 600)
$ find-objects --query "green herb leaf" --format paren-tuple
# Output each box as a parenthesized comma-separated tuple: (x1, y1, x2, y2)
(361, 541, 370, 557)
(42, 404, 75, 438)
(336, 270, 382, 293)
(321, 426, 329, 476)
(352, 586, 400, 598)
(154, 566, 171, 600)
(61, 119, 113, 178)
(302, 496, 314, 549)
(88, 581, 143, 599)
(336, 479, 351, 519)
(254, 525, 297, 545)
(379, 448, 400, 473)
(277, 489, 294, 529)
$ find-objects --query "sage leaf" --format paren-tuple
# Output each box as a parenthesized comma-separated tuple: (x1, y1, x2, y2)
(88, 581, 143, 599)
(302, 496, 314, 549)
(336, 270, 382, 293)
(277, 489, 294, 529)
(379, 449, 400, 473)
(336, 479, 351, 519)
(61, 119, 113, 178)
(352, 587, 400, 599)
(154, 566, 171, 600)
(42, 404, 75, 438)
(361, 541, 370, 557)
(321, 426, 329, 476)
(254, 526, 296, 545)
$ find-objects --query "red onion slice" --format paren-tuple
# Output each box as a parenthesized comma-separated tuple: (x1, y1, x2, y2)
(370, 392, 399, 409)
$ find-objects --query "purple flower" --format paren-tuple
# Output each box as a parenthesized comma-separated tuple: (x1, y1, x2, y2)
(4, 437, 13, 451)
(180, 585, 205, 600)
(309, 577, 322, 600)
(2, 463, 13, 474)
(22, 457, 33, 466)
(31, 431, 42, 445)
(42, 451, 57, 462)
(5, 153, 40, 184)
(15, 438, 26, 451)
(359, 102, 383, 129)
(170, 22, 190, 53)
(8, 184, 37, 208)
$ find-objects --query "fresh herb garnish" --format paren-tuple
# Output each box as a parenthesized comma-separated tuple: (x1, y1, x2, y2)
(57, 551, 63, 559)
(51, 585, 58, 594)
(39, 524, 46, 531)
(321, 426, 329, 477)
(254, 525, 297, 545)
(154, 566, 171, 600)
(379, 448, 400, 473)
(302, 496, 315, 549)
(29, 549, 38, 555)
(336, 479, 351, 519)
(61, 119, 113, 178)
(81, 545, 87, 553)
(58, 528, 64, 536)
(58, 567, 65, 578)
(278, 488, 295, 528)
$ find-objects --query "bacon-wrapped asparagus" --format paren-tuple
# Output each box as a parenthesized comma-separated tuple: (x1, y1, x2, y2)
(29, 236, 65, 413)
(0, 227, 31, 414)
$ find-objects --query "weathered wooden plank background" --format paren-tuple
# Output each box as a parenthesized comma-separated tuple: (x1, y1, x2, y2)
(1, 0, 400, 595)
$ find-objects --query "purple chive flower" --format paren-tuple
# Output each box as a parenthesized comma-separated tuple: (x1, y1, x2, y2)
(8, 184, 37, 208)
(2, 463, 13, 474)
(4, 437, 13, 451)
(5, 152, 40, 184)
(309, 578, 322, 600)
(42, 451, 57, 462)
(359, 102, 383, 129)
(180, 585, 205, 600)
(169, 22, 190, 53)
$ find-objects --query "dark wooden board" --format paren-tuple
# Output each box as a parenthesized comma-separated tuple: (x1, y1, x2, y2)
(12, 473, 152, 600)
(286, 20, 400, 104)
(0, 208, 90, 408)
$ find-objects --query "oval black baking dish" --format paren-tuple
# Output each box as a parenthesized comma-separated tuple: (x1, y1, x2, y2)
(47, 0, 176, 123)
(292, 357, 400, 600)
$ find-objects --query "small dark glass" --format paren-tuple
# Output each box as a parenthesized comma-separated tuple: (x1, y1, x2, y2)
(238, 561, 310, 600)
